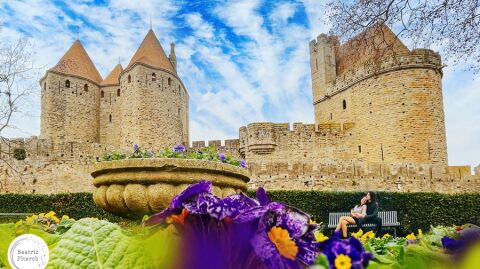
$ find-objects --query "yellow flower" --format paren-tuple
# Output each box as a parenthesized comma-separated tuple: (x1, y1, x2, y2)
(361, 231, 375, 242)
(61, 215, 74, 221)
(335, 254, 352, 269)
(267, 226, 298, 260)
(382, 233, 391, 239)
(309, 219, 317, 225)
(406, 233, 416, 241)
(417, 229, 423, 239)
(315, 232, 329, 242)
(25, 215, 36, 224)
(351, 229, 363, 239)
(15, 220, 23, 226)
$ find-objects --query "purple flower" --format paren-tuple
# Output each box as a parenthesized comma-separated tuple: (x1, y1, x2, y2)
(442, 227, 480, 256)
(245, 205, 319, 269)
(145, 180, 319, 269)
(256, 187, 271, 206)
(133, 144, 139, 152)
(219, 153, 226, 162)
(145, 179, 212, 225)
(240, 159, 248, 168)
(173, 143, 186, 153)
(319, 231, 373, 269)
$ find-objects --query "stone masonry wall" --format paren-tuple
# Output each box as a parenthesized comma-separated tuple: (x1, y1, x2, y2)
(99, 85, 122, 147)
(40, 72, 100, 143)
(119, 64, 189, 152)
(310, 43, 447, 166)
(0, 135, 478, 194)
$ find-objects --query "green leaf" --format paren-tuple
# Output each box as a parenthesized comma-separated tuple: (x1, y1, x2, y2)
(46, 218, 155, 269)
(0, 224, 16, 268)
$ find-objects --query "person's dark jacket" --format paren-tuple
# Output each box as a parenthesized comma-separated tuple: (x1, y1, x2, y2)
(364, 202, 378, 220)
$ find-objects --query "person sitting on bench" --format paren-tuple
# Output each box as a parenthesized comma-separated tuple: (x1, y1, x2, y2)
(357, 191, 383, 237)
(335, 196, 368, 238)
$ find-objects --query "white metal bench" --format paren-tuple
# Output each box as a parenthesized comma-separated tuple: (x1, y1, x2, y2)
(327, 211, 400, 237)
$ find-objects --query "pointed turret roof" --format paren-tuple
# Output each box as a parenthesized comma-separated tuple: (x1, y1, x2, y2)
(127, 30, 175, 73)
(50, 40, 103, 83)
(101, 64, 123, 86)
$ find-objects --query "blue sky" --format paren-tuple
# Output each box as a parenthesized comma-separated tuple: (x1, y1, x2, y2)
(0, 0, 478, 168)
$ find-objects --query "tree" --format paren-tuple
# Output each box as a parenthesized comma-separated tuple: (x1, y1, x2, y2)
(326, 0, 480, 72)
(0, 26, 36, 168)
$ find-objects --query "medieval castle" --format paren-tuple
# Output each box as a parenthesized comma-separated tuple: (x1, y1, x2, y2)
(1, 26, 479, 194)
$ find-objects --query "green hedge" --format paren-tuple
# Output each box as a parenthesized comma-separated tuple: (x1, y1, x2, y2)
(253, 191, 480, 235)
(0, 191, 478, 236)
(0, 193, 125, 223)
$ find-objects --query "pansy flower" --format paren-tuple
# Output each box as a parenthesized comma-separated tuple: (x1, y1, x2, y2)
(319, 231, 373, 269)
(173, 143, 186, 153)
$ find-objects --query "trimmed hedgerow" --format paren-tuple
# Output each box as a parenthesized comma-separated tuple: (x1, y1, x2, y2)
(248, 190, 480, 236)
(0, 192, 125, 223)
(0, 191, 478, 235)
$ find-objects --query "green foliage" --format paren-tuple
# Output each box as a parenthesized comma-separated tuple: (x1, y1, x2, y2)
(12, 148, 26, 160)
(100, 150, 127, 161)
(99, 144, 246, 168)
(47, 218, 160, 269)
(0, 218, 176, 269)
(247, 190, 480, 236)
(0, 193, 126, 224)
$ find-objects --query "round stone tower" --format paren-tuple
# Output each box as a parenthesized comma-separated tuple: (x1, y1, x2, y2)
(40, 40, 102, 144)
(310, 25, 448, 166)
(119, 30, 189, 152)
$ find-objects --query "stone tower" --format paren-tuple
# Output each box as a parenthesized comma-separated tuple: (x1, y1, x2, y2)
(99, 64, 123, 147)
(309, 34, 337, 106)
(309, 25, 448, 165)
(40, 40, 102, 144)
(119, 30, 189, 151)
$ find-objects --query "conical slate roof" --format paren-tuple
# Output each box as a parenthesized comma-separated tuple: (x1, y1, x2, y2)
(101, 64, 123, 86)
(127, 30, 175, 73)
(50, 40, 103, 83)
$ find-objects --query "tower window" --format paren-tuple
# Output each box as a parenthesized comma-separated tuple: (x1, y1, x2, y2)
(168, 77, 172, 86)
(342, 99, 347, 110)
(109, 114, 112, 123)
(65, 80, 70, 88)
(117, 88, 120, 97)
(128, 75, 131, 83)
(358, 145, 362, 153)
(152, 73, 156, 81)
(330, 113, 333, 120)
(44, 82, 46, 90)
(84, 84, 88, 92)
(101, 90, 105, 98)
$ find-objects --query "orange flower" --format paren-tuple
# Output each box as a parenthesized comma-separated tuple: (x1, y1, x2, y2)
(267, 226, 299, 260)
(167, 208, 188, 225)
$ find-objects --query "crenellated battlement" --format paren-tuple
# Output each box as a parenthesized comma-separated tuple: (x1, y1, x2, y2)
(315, 49, 442, 103)
(0, 136, 114, 161)
(309, 34, 339, 51)
(189, 139, 240, 158)
(248, 160, 480, 192)
(239, 122, 356, 157)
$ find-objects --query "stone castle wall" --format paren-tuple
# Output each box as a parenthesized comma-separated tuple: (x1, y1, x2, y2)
(0, 134, 478, 194)
(310, 34, 447, 166)
(99, 84, 122, 147)
(119, 64, 189, 152)
(40, 72, 100, 143)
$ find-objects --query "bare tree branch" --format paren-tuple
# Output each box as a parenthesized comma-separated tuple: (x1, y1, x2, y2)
(326, 0, 480, 72)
